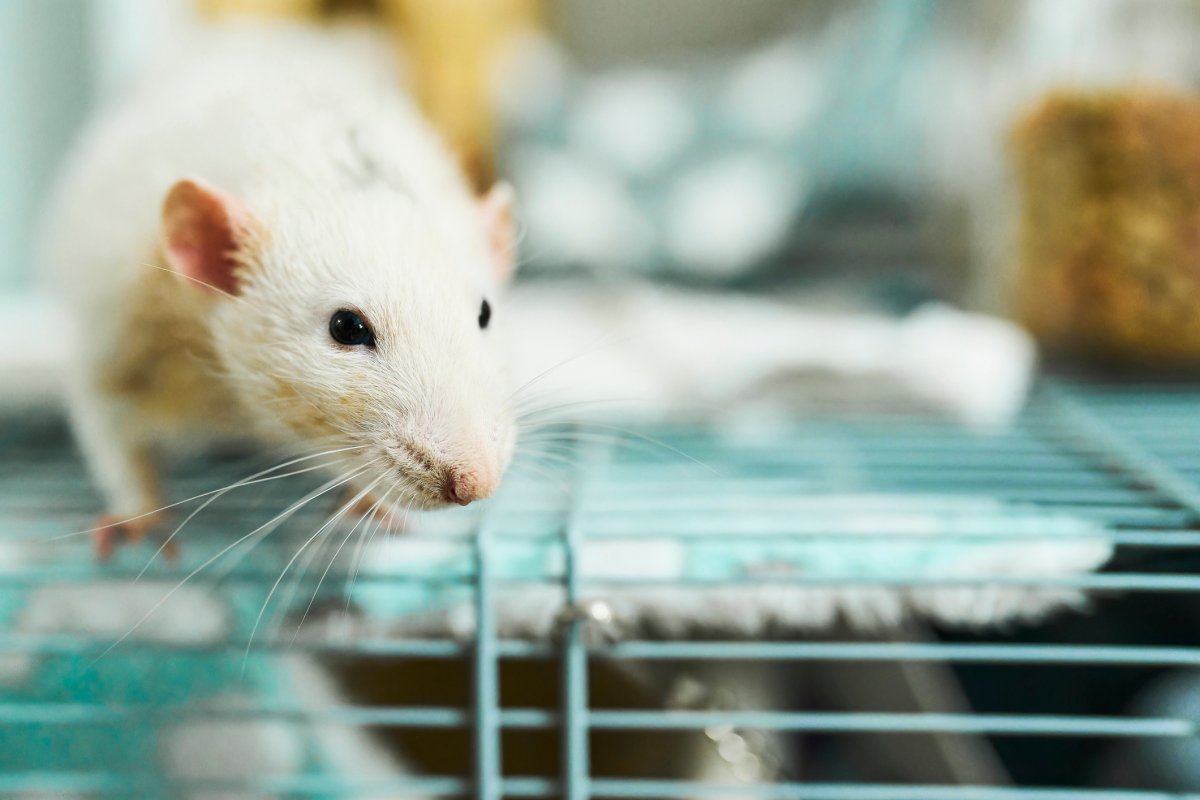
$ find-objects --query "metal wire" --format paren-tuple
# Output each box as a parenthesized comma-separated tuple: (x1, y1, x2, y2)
(2, 379, 1200, 796)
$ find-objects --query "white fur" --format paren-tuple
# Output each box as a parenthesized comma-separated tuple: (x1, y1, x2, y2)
(41, 22, 517, 517)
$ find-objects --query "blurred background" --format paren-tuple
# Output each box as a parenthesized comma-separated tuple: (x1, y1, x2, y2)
(11, 0, 1200, 795)
(9, 0, 1200, 370)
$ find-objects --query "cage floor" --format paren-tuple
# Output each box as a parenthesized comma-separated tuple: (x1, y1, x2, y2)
(1, 379, 1200, 797)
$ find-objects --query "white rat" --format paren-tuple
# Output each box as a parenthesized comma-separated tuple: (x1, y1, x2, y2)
(41, 23, 518, 558)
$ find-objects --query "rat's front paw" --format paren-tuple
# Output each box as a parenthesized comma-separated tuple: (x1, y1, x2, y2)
(93, 511, 172, 561)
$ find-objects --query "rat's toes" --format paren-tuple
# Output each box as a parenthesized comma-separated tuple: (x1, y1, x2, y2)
(93, 512, 168, 561)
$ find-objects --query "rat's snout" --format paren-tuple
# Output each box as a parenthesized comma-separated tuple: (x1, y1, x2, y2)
(391, 431, 503, 508)
(442, 466, 497, 506)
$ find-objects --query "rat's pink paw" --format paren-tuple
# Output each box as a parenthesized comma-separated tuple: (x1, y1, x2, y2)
(94, 512, 173, 562)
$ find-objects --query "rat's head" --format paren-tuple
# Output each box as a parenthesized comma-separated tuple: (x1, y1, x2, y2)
(160, 177, 518, 510)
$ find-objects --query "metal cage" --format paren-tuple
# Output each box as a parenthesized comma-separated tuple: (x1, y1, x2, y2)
(2, 378, 1200, 797)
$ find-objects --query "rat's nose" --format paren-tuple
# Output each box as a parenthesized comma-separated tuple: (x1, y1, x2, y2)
(442, 467, 496, 506)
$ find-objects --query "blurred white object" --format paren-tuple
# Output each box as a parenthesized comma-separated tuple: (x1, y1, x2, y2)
(897, 304, 1037, 429)
(160, 692, 306, 800)
(0, 283, 1033, 429)
(508, 283, 1036, 429)
(491, 30, 573, 131)
(664, 155, 805, 278)
(511, 147, 656, 271)
(721, 41, 821, 143)
(569, 70, 697, 177)
(349, 493, 1107, 638)
(494, 31, 815, 280)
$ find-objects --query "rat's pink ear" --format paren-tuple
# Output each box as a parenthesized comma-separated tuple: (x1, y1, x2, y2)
(161, 178, 252, 297)
(478, 181, 517, 284)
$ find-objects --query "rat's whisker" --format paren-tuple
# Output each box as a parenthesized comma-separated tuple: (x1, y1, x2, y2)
(513, 455, 577, 477)
(345, 485, 401, 612)
(515, 396, 646, 422)
(346, 485, 391, 586)
(291, 472, 388, 642)
(509, 459, 572, 497)
(208, 495, 309, 586)
(509, 385, 569, 415)
(512, 439, 592, 455)
(502, 328, 626, 408)
(518, 426, 720, 476)
(91, 466, 364, 665)
(540, 421, 722, 476)
(271, 467, 386, 625)
(140, 262, 241, 301)
(40, 444, 369, 544)
(244, 459, 383, 664)
(240, 459, 377, 643)
(515, 440, 581, 461)
(274, 502, 349, 640)
(515, 432, 623, 449)
(513, 450, 578, 474)
(264, 459, 382, 613)
(206, 457, 376, 587)
(134, 456, 355, 580)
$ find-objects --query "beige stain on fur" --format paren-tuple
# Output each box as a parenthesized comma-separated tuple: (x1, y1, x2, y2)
(101, 259, 245, 428)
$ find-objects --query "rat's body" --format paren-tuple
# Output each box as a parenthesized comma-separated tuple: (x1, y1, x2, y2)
(43, 24, 517, 556)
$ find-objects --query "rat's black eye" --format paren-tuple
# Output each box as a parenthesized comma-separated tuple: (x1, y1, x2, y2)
(479, 299, 491, 330)
(329, 310, 375, 348)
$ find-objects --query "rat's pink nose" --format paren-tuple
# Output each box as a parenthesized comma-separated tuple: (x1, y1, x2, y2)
(442, 467, 495, 506)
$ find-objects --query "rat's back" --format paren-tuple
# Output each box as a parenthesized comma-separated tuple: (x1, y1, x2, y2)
(42, 22, 451, 316)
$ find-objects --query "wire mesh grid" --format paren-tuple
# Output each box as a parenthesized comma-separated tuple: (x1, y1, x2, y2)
(2, 379, 1200, 796)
